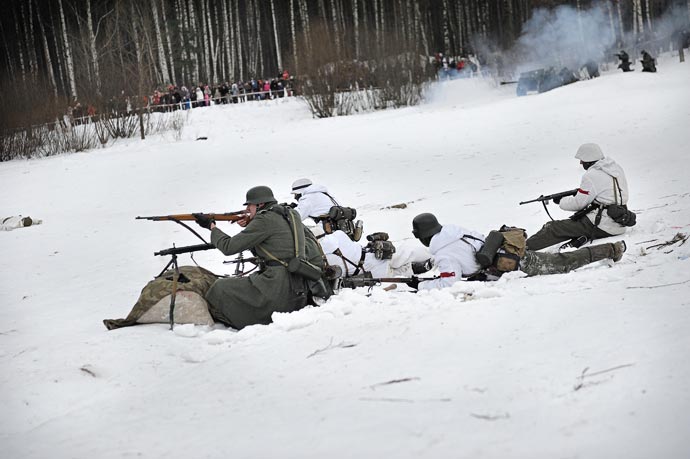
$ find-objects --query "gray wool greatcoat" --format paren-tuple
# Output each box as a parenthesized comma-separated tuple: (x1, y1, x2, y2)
(205, 203, 323, 329)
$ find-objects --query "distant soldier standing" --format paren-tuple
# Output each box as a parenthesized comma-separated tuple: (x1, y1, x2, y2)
(526, 143, 631, 251)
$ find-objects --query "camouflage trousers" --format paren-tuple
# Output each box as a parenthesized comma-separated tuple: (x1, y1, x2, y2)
(520, 243, 616, 277)
(526, 217, 612, 251)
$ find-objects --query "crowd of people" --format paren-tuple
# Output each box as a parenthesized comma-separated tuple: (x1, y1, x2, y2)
(65, 70, 296, 125)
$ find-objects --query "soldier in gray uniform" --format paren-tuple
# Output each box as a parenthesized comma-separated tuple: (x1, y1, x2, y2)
(193, 186, 325, 329)
(405, 213, 626, 291)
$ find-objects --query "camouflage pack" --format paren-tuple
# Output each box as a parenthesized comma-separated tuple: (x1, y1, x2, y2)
(103, 266, 218, 330)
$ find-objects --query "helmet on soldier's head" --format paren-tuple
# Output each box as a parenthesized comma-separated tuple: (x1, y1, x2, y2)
(575, 143, 604, 162)
(243, 186, 277, 205)
(291, 178, 312, 194)
(412, 213, 443, 239)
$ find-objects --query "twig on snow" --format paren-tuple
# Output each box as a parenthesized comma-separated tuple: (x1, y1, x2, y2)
(470, 412, 510, 421)
(646, 233, 687, 250)
(306, 337, 357, 359)
(573, 363, 635, 391)
(80, 366, 97, 377)
(369, 377, 421, 390)
(627, 279, 690, 289)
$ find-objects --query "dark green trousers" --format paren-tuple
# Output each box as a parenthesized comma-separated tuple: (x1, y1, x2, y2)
(520, 244, 616, 276)
(526, 217, 612, 251)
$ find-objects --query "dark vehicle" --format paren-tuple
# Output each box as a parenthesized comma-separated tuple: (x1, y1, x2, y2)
(516, 67, 579, 96)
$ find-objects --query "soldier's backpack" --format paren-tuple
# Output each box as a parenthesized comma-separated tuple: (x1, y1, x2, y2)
(475, 225, 527, 273)
(322, 206, 364, 241)
(103, 266, 218, 330)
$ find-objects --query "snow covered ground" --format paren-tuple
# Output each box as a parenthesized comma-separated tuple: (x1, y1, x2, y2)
(2, 54, 689, 458)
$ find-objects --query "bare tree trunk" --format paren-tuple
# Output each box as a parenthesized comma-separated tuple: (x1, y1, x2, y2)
(616, 0, 624, 45)
(456, 0, 464, 55)
(175, 0, 188, 84)
(130, 3, 142, 72)
(299, 0, 311, 55)
(151, 0, 170, 84)
(253, 0, 263, 77)
(187, 0, 201, 83)
(442, 0, 451, 54)
(35, 1, 58, 98)
(85, 0, 102, 95)
(234, 0, 243, 80)
(12, 8, 27, 83)
(246, 0, 256, 75)
(270, 0, 283, 72)
(0, 21, 16, 83)
(353, 0, 360, 59)
(22, 1, 38, 79)
(607, 1, 617, 45)
(414, 0, 429, 57)
(633, 0, 644, 37)
(373, 0, 380, 54)
(199, 0, 212, 83)
(290, 0, 299, 71)
(329, 0, 341, 56)
(205, 0, 217, 84)
(160, 0, 176, 83)
(644, 0, 653, 33)
(222, 0, 233, 78)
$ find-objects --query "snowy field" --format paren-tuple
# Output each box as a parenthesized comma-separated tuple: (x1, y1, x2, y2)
(1, 54, 689, 458)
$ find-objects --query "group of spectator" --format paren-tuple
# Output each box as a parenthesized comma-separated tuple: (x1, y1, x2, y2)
(147, 70, 295, 112)
(434, 52, 480, 79)
(64, 70, 296, 124)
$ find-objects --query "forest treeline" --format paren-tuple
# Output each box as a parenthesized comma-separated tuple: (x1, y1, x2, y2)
(1, 0, 686, 129)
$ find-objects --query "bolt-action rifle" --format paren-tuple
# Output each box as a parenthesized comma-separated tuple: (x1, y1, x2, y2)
(136, 210, 248, 243)
(519, 188, 578, 221)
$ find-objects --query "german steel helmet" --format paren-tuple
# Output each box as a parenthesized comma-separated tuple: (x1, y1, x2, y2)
(412, 213, 443, 239)
(243, 186, 277, 205)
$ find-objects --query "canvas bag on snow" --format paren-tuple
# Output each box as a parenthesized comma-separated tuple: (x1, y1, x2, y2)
(103, 266, 218, 330)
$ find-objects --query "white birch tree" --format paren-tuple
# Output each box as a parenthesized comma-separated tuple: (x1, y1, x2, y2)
(150, 0, 170, 84)
(270, 0, 282, 72)
(85, 0, 102, 95)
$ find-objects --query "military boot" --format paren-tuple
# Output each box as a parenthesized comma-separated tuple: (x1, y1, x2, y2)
(612, 240, 626, 262)
(587, 241, 626, 263)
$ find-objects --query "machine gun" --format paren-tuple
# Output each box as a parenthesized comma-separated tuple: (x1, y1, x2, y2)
(150, 242, 217, 330)
(341, 274, 439, 289)
(519, 189, 578, 221)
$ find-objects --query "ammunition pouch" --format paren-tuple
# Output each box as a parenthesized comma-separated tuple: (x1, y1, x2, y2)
(606, 204, 636, 227)
(287, 257, 323, 281)
(322, 206, 363, 241)
(364, 232, 396, 260)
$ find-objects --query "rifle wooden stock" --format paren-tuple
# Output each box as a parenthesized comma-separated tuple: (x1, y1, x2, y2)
(136, 211, 247, 222)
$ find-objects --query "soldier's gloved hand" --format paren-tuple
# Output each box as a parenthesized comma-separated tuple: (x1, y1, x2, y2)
(411, 259, 433, 275)
(405, 276, 420, 290)
(288, 202, 298, 209)
(552, 196, 562, 205)
(193, 213, 215, 230)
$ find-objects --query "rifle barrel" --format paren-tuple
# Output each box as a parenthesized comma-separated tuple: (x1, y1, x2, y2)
(136, 211, 247, 222)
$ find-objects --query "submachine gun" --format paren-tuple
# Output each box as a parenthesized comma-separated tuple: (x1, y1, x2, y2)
(519, 189, 578, 221)
(137, 210, 246, 330)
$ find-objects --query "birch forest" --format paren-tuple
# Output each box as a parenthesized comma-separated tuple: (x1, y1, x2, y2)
(1, 0, 688, 129)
